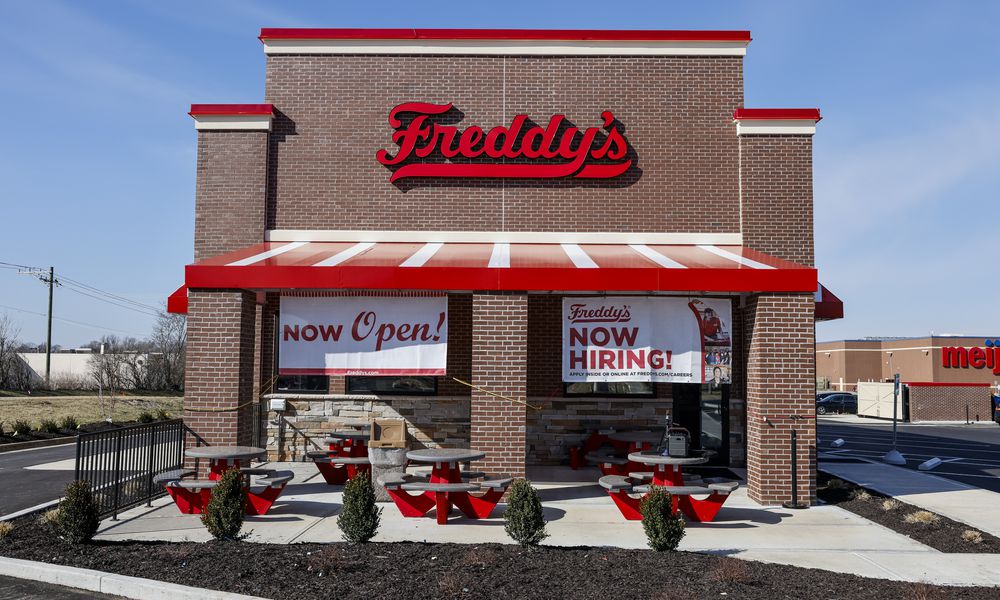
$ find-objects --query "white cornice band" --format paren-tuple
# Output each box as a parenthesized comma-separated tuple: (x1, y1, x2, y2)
(266, 230, 744, 245)
(191, 115, 273, 131)
(736, 119, 817, 136)
(261, 39, 749, 57)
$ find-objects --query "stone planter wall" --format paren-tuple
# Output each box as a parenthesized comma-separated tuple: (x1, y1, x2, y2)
(263, 394, 470, 461)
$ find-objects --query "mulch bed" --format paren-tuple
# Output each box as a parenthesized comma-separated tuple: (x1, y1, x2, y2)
(818, 470, 1000, 553)
(1, 517, 997, 600)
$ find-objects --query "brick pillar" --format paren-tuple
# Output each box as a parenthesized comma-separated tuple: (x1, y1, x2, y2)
(470, 294, 528, 478)
(184, 289, 258, 460)
(192, 129, 269, 262)
(744, 293, 816, 505)
(738, 128, 815, 267)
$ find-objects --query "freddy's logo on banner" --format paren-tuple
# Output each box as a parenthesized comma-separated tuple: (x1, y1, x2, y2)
(376, 102, 632, 182)
(279, 296, 447, 376)
(562, 297, 733, 384)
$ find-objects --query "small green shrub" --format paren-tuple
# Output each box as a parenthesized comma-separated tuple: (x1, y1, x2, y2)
(11, 419, 31, 436)
(59, 415, 79, 431)
(38, 419, 60, 434)
(503, 479, 548, 546)
(53, 481, 100, 544)
(337, 471, 381, 543)
(155, 408, 171, 421)
(0, 521, 13, 540)
(640, 486, 685, 551)
(137, 411, 155, 424)
(201, 469, 247, 541)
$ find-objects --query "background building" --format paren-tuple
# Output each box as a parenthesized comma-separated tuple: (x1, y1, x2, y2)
(817, 336, 999, 422)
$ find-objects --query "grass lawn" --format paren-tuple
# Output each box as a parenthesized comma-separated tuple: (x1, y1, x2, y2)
(0, 393, 183, 429)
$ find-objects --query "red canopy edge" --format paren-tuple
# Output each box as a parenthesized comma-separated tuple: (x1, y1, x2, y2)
(167, 284, 188, 315)
(815, 283, 844, 321)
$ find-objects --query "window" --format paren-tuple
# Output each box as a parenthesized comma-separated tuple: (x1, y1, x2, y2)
(564, 381, 655, 397)
(347, 376, 437, 395)
(275, 374, 328, 394)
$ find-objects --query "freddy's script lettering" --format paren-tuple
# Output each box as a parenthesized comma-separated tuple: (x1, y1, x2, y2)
(376, 102, 632, 182)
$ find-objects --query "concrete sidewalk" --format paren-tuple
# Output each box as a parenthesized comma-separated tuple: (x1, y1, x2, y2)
(821, 460, 1000, 538)
(91, 462, 1000, 586)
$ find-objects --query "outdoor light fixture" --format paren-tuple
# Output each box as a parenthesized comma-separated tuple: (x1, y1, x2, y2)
(269, 398, 287, 412)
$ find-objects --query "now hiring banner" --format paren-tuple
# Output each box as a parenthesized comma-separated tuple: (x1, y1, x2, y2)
(562, 297, 733, 384)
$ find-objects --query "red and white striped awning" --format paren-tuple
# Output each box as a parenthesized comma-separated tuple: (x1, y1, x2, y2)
(172, 240, 816, 301)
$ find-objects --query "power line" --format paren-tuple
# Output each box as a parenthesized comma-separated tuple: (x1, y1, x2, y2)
(58, 275, 163, 313)
(61, 282, 162, 318)
(0, 303, 145, 337)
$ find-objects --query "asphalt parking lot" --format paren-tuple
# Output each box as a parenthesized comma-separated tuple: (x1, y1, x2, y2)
(818, 416, 1000, 492)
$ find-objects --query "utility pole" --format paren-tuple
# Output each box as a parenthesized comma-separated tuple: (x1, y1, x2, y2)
(18, 266, 59, 388)
(45, 266, 54, 388)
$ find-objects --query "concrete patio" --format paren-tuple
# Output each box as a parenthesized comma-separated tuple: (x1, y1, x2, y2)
(95, 462, 1000, 586)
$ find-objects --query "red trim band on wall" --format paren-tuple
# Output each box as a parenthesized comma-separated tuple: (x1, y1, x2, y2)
(905, 382, 992, 387)
(259, 28, 752, 42)
(733, 108, 821, 121)
(188, 104, 274, 116)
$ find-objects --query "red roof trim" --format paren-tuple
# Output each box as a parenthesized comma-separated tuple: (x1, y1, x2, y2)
(905, 382, 991, 388)
(188, 104, 274, 117)
(734, 108, 821, 122)
(259, 28, 751, 43)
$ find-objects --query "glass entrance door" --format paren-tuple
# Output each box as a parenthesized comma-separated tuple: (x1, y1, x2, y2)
(671, 383, 730, 465)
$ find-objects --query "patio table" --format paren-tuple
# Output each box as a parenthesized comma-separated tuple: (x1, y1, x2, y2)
(185, 445, 266, 480)
(407, 448, 486, 483)
(385, 448, 502, 524)
(627, 450, 712, 487)
(608, 430, 662, 452)
(171, 446, 291, 515)
(601, 449, 733, 522)
(324, 430, 369, 457)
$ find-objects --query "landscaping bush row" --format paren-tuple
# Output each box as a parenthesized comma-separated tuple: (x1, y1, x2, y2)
(0, 409, 173, 440)
(818, 471, 1000, 553)
(22, 474, 685, 553)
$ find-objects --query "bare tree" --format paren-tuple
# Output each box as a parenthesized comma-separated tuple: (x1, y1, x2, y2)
(0, 314, 31, 390)
(89, 335, 129, 421)
(147, 312, 186, 391)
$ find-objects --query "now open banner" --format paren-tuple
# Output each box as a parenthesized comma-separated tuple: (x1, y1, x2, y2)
(562, 297, 732, 384)
(279, 296, 448, 376)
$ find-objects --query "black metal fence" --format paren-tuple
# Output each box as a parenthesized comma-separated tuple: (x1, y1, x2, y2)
(74, 419, 186, 520)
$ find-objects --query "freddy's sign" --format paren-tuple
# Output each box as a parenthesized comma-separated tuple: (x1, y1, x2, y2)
(376, 102, 632, 182)
(279, 296, 447, 376)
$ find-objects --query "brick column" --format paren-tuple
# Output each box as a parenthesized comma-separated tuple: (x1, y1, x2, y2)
(184, 290, 258, 457)
(470, 294, 528, 478)
(744, 293, 816, 505)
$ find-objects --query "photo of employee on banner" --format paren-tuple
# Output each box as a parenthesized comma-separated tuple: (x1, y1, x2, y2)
(562, 296, 731, 384)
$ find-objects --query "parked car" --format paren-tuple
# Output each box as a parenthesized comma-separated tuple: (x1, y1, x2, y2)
(816, 393, 858, 415)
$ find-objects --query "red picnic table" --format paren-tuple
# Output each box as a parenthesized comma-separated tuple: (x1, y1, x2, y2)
(158, 446, 293, 516)
(383, 448, 512, 524)
(580, 430, 662, 476)
(599, 450, 739, 522)
(309, 429, 372, 484)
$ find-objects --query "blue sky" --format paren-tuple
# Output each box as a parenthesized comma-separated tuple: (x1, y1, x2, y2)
(0, 0, 997, 346)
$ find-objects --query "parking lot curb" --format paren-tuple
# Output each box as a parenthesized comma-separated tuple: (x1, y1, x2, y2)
(0, 437, 75, 453)
(0, 556, 268, 600)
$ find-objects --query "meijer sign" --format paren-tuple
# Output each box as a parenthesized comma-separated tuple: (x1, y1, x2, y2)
(279, 296, 447, 376)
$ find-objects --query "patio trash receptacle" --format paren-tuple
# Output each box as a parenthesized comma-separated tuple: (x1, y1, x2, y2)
(368, 418, 408, 502)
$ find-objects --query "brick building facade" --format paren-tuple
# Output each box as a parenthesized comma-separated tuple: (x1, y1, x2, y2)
(170, 28, 831, 505)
